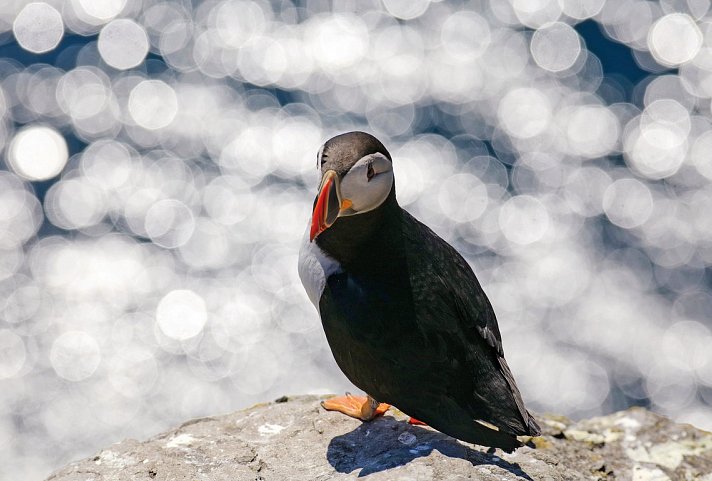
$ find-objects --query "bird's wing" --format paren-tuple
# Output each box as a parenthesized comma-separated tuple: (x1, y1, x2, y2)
(401, 210, 540, 436)
(401, 210, 502, 352)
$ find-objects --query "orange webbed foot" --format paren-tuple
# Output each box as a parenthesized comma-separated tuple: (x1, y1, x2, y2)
(408, 417, 427, 426)
(321, 393, 390, 421)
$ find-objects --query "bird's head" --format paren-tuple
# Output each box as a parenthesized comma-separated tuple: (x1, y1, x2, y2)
(310, 131, 394, 241)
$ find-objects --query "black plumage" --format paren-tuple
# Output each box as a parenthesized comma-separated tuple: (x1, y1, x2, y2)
(310, 132, 540, 451)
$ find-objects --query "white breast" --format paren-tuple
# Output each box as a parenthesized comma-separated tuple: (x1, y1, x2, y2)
(297, 227, 341, 312)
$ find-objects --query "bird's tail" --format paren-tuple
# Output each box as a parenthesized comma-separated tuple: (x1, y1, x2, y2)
(525, 411, 541, 437)
(497, 356, 541, 437)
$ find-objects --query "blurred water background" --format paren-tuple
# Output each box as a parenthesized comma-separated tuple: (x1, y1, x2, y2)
(1, 0, 712, 478)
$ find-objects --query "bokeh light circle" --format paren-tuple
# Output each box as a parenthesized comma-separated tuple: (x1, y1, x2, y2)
(498, 195, 551, 245)
(498, 88, 552, 139)
(560, 0, 605, 20)
(690, 130, 712, 180)
(13, 2, 64, 54)
(441, 11, 491, 60)
(50, 331, 102, 382)
(8, 126, 68, 181)
(156, 289, 207, 341)
(565, 105, 619, 158)
(76, 0, 127, 22)
(648, 13, 702, 67)
(531, 22, 581, 72)
(98, 19, 149, 70)
(438, 173, 489, 223)
(306, 14, 368, 71)
(44, 179, 107, 230)
(128, 80, 179, 130)
(144, 199, 195, 248)
(603, 178, 654, 229)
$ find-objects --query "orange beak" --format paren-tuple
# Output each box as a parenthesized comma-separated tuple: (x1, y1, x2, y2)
(310, 170, 344, 241)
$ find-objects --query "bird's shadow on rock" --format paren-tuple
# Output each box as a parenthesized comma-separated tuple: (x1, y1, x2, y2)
(326, 415, 533, 479)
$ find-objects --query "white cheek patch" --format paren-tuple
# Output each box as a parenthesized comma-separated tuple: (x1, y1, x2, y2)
(340, 153, 393, 215)
(298, 227, 341, 312)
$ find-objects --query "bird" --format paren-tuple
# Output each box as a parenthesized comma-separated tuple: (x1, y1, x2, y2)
(298, 131, 540, 452)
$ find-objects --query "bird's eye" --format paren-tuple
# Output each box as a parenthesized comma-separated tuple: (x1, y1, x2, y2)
(317, 146, 327, 167)
(367, 163, 375, 181)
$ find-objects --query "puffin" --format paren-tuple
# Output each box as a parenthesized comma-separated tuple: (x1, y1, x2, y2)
(298, 131, 540, 452)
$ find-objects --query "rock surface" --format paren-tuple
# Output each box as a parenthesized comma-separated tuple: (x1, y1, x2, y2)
(46, 395, 712, 481)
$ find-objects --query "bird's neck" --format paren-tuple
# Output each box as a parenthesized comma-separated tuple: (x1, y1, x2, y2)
(315, 188, 401, 267)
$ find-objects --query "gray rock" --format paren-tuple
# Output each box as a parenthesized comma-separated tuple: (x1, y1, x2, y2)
(45, 395, 712, 481)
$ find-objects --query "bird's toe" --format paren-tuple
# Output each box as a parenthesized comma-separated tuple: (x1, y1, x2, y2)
(321, 394, 390, 421)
